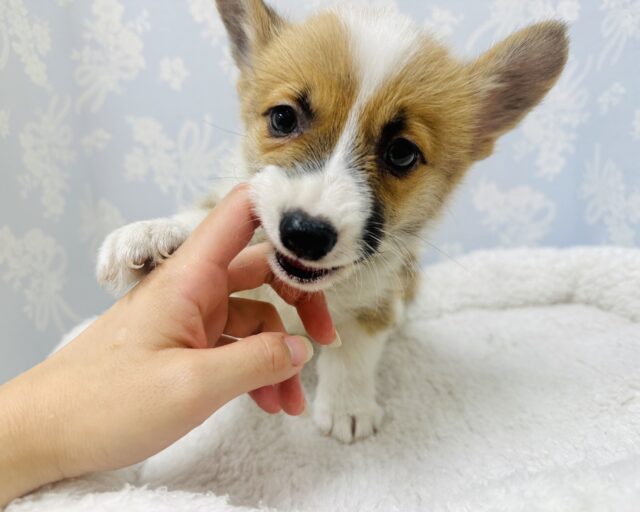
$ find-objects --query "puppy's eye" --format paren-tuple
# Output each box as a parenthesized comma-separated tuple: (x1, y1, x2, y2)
(384, 138, 423, 175)
(269, 106, 298, 137)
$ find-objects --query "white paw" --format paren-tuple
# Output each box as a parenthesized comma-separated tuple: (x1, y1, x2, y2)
(97, 219, 189, 295)
(313, 401, 383, 443)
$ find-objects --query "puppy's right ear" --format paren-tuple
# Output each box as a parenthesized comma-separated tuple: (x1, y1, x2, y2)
(215, 0, 286, 70)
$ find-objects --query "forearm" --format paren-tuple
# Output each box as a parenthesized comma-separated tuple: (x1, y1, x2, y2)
(0, 371, 63, 508)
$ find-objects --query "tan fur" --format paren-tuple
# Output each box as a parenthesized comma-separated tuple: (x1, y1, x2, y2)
(215, 0, 285, 69)
(355, 258, 419, 334)
(238, 13, 358, 173)
(354, 253, 419, 334)
(355, 40, 479, 237)
(400, 255, 420, 304)
(235, 15, 567, 245)
(356, 298, 397, 334)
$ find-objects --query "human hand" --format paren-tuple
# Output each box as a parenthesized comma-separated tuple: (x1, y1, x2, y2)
(0, 184, 337, 506)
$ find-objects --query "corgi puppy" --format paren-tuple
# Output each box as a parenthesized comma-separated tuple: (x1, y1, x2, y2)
(97, 1, 568, 443)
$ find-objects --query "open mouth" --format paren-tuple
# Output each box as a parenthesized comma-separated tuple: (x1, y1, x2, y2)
(275, 251, 340, 284)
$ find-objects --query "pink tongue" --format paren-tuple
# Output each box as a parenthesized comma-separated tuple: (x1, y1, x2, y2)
(283, 254, 313, 272)
(292, 259, 313, 272)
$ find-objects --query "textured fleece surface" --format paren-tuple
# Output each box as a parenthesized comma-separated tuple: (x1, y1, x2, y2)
(8, 247, 640, 512)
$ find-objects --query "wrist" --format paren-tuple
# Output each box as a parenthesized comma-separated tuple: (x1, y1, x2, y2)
(0, 370, 65, 507)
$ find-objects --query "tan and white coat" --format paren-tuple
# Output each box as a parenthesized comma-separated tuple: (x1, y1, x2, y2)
(97, 1, 568, 443)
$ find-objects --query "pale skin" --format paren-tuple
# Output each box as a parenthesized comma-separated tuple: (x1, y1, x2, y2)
(0, 185, 337, 507)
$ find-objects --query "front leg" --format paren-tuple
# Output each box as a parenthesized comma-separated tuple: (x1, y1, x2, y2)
(97, 208, 209, 295)
(313, 318, 391, 443)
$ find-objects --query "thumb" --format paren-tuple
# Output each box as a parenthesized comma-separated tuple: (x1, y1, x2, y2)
(204, 333, 314, 402)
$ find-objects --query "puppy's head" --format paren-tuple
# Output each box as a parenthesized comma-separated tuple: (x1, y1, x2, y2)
(216, 0, 568, 291)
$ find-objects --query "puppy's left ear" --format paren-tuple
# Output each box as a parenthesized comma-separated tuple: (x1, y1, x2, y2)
(215, 0, 286, 70)
(470, 21, 569, 160)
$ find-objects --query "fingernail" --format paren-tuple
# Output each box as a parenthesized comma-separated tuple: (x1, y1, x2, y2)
(328, 330, 342, 349)
(285, 336, 314, 366)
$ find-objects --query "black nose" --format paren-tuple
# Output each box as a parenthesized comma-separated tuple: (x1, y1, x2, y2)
(279, 210, 338, 261)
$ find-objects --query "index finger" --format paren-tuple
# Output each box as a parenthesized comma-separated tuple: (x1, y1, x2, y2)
(176, 184, 259, 272)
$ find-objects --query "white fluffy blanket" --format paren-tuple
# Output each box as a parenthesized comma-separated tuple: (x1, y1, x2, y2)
(8, 248, 640, 512)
